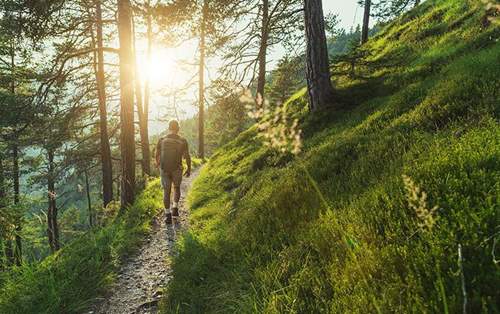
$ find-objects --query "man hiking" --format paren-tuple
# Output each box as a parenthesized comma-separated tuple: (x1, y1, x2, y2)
(156, 120, 191, 224)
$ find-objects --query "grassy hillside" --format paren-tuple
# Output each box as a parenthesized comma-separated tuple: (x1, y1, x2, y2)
(0, 180, 164, 313)
(162, 0, 499, 313)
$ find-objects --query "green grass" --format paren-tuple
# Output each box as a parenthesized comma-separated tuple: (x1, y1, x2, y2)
(161, 0, 500, 312)
(0, 179, 164, 314)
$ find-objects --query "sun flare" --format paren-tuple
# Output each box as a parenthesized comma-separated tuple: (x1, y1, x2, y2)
(137, 46, 183, 89)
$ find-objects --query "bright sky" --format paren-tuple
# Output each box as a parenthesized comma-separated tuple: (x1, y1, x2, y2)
(267, 1, 367, 73)
(140, 1, 368, 135)
(324, 1, 367, 30)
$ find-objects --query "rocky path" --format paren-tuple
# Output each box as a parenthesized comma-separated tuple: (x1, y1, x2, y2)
(89, 169, 199, 314)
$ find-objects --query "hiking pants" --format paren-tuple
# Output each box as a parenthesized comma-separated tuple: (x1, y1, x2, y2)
(160, 168, 183, 209)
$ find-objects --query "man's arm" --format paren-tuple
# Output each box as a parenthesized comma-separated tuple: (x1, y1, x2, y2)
(183, 140, 191, 177)
(155, 139, 162, 167)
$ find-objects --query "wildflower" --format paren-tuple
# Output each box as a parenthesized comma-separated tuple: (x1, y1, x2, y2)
(402, 175, 438, 231)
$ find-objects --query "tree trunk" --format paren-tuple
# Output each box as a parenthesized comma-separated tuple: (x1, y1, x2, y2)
(12, 143, 22, 265)
(116, 177, 120, 201)
(256, 0, 269, 105)
(47, 149, 60, 252)
(132, 15, 151, 176)
(117, 0, 136, 210)
(198, 0, 208, 160)
(0, 155, 13, 267)
(0, 237, 2, 270)
(94, 0, 114, 207)
(361, 0, 371, 44)
(0, 154, 4, 209)
(85, 169, 93, 227)
(10, 40, 22, 265)
(304, 0, 334, 111)
(144, 2, 152, 168)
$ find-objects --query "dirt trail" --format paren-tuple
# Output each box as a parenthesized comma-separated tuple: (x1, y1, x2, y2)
(89, 169, 199, 314)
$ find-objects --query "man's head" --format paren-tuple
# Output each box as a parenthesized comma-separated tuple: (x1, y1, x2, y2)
(169, 120, 180, 134)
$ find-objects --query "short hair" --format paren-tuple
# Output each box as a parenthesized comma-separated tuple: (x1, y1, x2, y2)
(169, 120, 180, 131)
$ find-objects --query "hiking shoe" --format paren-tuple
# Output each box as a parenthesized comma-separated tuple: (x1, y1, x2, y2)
(165, 213, 173, 225)
(172, 207, 179, 217)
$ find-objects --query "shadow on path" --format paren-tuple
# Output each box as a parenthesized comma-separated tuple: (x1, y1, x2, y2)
(89, 169, 200, 314)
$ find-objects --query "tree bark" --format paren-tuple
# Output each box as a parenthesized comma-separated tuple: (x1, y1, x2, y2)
(47, 149, 59, 252)
(12, 143, 22, 265)
(198, 0, 208, 160)
(0, 155, 5, 208)
(361, 0, 371, 44)
(85, 169, 93, 227)
(0, 155, 13, 267)
(304, 0, 334, 111)
(132, 15, 151, 176)
(117, 0, 136, 210)
(93, 0, 114, 207)
(144, 2, 152, 167)
(116, 177, 120, 200)
(256, 0, 269, 105)
(10, 41, 22, 265)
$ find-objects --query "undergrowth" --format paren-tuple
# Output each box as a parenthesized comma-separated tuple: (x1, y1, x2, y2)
(161, 0, 499, 312)
(0, 179, 163, 314)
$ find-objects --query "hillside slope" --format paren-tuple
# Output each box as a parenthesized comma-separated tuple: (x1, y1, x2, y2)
(162, 0, 499, 313)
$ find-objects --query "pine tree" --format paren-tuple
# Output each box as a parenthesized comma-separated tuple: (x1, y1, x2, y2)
(117, 0, 136, 210)
(157, 0, 244, 159)
(91, 0, 114, 207)
(222, 0, 303, 104)
(304, 0, 334, 111)
(361, 0, 371, 44)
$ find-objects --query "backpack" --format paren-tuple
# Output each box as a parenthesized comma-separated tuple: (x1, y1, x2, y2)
(160, 137, 184, 172)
